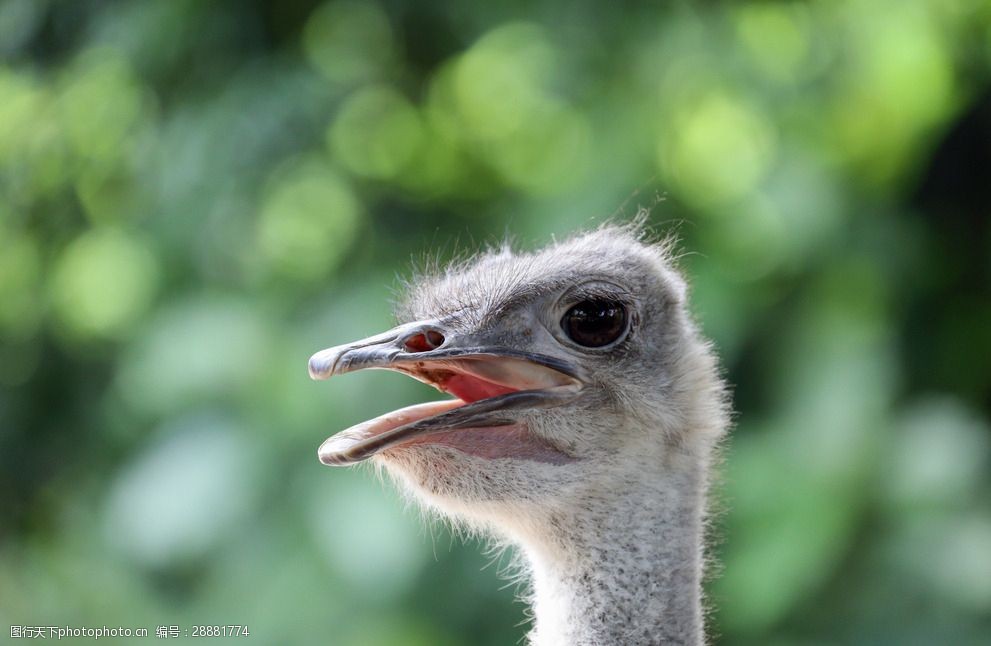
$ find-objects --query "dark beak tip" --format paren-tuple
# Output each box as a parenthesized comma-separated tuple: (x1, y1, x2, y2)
(318, 433, 363, 466)
(317, 443, 335, 465)
(318, 447, 358, 467)
(308, 353, 334, 380)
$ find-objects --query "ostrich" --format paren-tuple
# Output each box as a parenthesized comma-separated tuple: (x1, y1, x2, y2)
(308, 226, 729, 646)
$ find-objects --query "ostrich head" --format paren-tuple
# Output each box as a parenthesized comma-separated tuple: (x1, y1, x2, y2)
(308, 227, 727, 549)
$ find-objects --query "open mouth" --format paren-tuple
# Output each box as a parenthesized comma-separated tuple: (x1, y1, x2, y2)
(308, 324, 585, 465)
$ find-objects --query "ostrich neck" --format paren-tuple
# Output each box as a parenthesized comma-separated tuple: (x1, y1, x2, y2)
(520, 462, 707, 646)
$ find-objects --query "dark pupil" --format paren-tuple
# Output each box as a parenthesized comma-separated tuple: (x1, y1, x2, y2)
(562, 300, 627, 347)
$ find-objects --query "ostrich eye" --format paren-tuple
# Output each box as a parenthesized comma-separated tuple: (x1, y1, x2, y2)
(561, 299, 627, 348)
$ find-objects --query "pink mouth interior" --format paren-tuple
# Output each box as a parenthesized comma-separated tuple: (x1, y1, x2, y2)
(435, 372, 517, 403)
(319, 370, 570, 464)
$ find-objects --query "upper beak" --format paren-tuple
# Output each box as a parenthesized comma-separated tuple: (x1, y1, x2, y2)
(308, 320, 585, 389)
(307, 319, 585, 465)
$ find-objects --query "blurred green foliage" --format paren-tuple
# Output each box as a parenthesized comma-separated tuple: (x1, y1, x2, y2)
(1, 0, 990, 644)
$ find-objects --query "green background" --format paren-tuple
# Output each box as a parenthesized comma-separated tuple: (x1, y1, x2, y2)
(2, 0, 990, 643)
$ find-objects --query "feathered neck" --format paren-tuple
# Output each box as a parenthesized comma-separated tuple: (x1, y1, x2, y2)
(507, 455, 709, 646)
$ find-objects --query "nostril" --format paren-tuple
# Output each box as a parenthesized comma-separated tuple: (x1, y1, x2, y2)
(404, 334, 429, 352)
(403, 330, 445, 353)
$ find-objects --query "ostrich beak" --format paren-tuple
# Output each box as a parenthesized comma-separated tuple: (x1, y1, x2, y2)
(308, 320, 585, 465)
